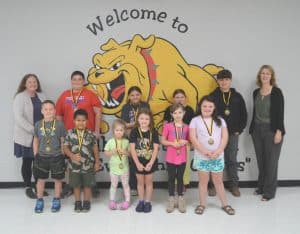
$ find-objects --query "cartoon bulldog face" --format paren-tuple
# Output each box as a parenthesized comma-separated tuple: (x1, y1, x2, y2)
(87, 35, 155, 115)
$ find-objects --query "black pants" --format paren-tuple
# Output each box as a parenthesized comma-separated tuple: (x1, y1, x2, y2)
(251, 123, 283, 199)
(129, 158, 137, 190)
(22, 157, 36, 187)
(167, 162, 186, 196)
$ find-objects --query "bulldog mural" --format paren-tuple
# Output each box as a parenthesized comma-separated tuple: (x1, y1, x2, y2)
(86, 34, 223, 133)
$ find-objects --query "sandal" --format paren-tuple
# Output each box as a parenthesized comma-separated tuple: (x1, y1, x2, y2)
(194, 205, 205, 215)
(222, 205, 235, 215)
(261, 196, 272, 201)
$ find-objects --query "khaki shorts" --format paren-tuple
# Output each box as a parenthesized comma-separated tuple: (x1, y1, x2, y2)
(69, 171, 95, 188)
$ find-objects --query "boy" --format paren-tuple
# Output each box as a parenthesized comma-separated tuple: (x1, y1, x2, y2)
(33, 100, 66, 213)
(63, 109, 101, 212)
(209, 70, 247, 197)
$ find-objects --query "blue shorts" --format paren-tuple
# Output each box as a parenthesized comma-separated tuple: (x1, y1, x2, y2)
(193, 157, 224, 173)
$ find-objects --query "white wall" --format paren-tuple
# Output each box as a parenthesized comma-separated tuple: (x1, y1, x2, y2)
(1, 0, 299, 182)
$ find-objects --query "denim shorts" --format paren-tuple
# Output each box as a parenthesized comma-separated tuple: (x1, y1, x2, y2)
(193, 157, 224, 173)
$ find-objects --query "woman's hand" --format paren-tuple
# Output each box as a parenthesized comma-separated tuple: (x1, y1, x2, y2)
(274, 130, 282, 144)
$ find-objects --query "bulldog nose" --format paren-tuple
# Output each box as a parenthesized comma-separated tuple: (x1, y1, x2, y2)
(95, 71, 103, 77)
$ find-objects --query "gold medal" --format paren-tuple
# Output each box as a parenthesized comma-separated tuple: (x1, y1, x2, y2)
(45, 146, 51, 152)
(71, 89, 84, 110)
(174, 122, 183, 155)
(76, 129, 85, 152)
(224, 108, 230, 116)
(119, 163, 124, 169)
(115, 139, 125, 169)
(41, 120, 56, 153)
(208, 138, 214, 145)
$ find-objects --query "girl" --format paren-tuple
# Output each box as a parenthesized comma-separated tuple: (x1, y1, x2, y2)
(121, 86, 150, 196)
(163, 89, 194, 190)
(249, 65, 285, 201)
(13, 74, 46, 199)
(129, 108, 159, 213)
(161, 103, 189, 213)
(189, 95, 235, 215)
(104, 119, 131, 210)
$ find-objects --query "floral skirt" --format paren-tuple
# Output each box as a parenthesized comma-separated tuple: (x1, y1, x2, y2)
(193, 157, 224, 173)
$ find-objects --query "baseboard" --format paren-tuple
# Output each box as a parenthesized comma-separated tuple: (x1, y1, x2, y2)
(0, 180, 300, 189)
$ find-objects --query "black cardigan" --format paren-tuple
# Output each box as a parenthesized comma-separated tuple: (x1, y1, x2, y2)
(249, 87, 285, 135)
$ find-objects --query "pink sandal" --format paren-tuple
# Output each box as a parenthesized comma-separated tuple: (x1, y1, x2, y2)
(120, 201, 130, 210)
(109, 200, 117, 210)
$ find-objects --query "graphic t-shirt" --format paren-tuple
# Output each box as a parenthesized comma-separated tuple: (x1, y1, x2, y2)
(56, 88, 101, 130)
(189, 116, 227, 160)
(121, 102, 150, 124)
(104, 138, 129, 175)
(129, 127, 159, 160)
(162, 122, 189, 165)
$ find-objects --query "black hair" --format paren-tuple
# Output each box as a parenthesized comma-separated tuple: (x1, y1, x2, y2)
(172, 89, 186, 98)
(71, 71, 85, 80)
(217, 69, 232, 80)
(196, 95, 221, 127)
(42, 100, 55, 107)
(128, 86, 142, 95)
(170, 103, 185, 113)
(73, 109, 88, 119)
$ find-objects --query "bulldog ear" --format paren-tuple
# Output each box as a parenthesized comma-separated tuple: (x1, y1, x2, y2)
(101, 38, 120, 51)
(129, 34, 155, 51)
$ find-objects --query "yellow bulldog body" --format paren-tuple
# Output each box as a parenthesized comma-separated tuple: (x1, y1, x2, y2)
(86, 34, 222, 133)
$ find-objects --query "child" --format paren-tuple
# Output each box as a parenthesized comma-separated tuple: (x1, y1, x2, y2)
(104, 119, 131, 210)
(129, 108, 159, 213)
(163, 89, 195, 190)
(33, 100, 66, 213)
(63, 109, 101, 212)
(161, 103, 189, 213)
(189, 95, 235, 215)
(121, 86, 150, 196)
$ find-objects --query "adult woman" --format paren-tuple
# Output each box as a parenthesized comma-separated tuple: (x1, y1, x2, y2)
(13, 74, 46, 199)
(249, 65, 285, 201)
(56, 70, 102, 198)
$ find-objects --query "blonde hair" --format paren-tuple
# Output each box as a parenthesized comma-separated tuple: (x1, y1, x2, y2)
(256, 65, 277, 87)
(112, 119, 126, 132)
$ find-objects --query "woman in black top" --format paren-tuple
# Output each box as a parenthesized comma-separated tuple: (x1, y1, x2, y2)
(249, 65, 285, 201)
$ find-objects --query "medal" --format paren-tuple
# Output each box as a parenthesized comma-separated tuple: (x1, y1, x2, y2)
(174, 122, 184, 155)
(115, 139, 125, 170)
(224, 108, 231, 116)
(130, 104, 139, 122)
(201, 116, 214, 145)
(71, 89, 84, 111)
(76, 129, 85, 152)
(222, 91, 231, 116)
(41, 120, 56, 153)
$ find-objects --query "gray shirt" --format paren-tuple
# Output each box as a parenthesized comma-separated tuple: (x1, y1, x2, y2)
(255, 93, 271, 124)
(34, 120, 66, 157)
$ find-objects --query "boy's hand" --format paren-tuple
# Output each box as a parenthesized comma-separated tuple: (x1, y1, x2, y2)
(71, 153, 81, 162)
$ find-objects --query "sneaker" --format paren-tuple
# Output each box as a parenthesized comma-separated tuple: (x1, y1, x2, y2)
(61, 184, 73, 198)
(120, 201, 130, 210)
(74, 201, 82, 213)
(131, 189, 138, 196)
(82, 201, 91, 212)
(135, 200, 145, 212)
(166, 196, 175, 213)
(109, 200, 117, 210)
(144, 202, 152, 213)
(26, 187, 37, 199)
(229, 187, 241, 197)
(178, 196, 186, 213)
(208, 186, 216, 197)
(254, 189, 263, 195)
(51, 198, 61, 212)
(92, 186, 100, 198)
(34, 198, 44, 213)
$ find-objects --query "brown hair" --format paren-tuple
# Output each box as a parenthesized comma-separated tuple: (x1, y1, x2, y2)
(15, 74, 42, 95)
(170, 103, 185, 113)
(112, 119, 126, 132)
(172, 89, 186, 98)
(136, 107, 154, 129)
(256, 65, 277, 87)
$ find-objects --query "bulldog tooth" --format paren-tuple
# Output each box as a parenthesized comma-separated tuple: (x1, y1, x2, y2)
(92, 84, 97, 90)
(112, 98, 119, 105)
(99, 98, 105, 106)
(106, 83, 111, 90)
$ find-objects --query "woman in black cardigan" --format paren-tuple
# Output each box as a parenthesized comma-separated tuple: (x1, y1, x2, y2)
(249, 65, 285, 201)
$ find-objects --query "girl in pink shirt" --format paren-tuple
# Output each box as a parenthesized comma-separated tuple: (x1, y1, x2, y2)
(161, 104, 189, 213)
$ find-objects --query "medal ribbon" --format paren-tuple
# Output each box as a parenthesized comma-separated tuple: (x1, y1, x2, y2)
(114, 138, 123, 162)
(201, 116, 213, 137)
(138, 128, 152, 151)
(222, 91, 231, 107)
(174, 122, 183, 141)
(76, 129, 85, 151)
(42, 120, 56, 144)
(71, 89, 84, 109)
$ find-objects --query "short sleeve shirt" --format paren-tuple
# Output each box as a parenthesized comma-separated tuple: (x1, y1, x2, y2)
(129, 127, 159, 160)
(64, 129, 97, 173)
(104, 138, 129, 175)
(56, 88, 101, 131)
(121, 102, 150, 124)
(34, 120, 66, 157)
(162, 122, 189, 165)
(189, 116, 227, 160)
